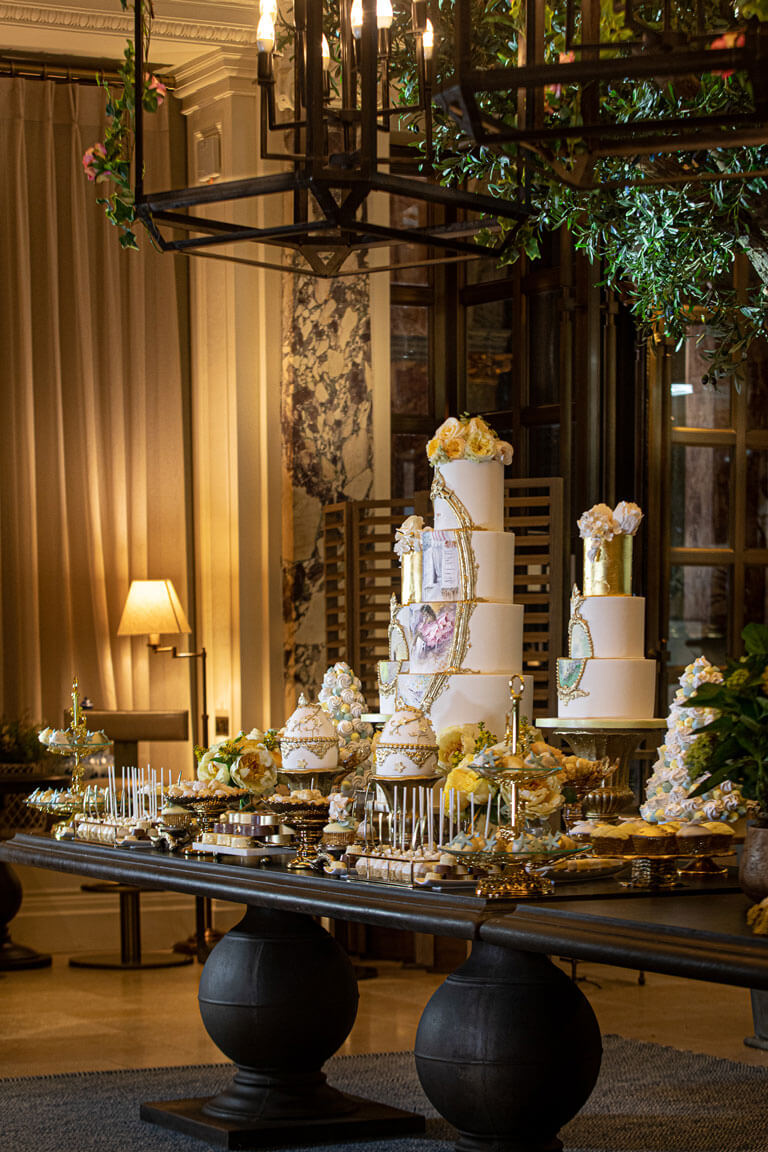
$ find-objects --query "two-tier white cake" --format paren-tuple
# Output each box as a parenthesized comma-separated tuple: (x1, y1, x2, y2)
(378, 416, 533, 736)
(556, 502, 657, 719)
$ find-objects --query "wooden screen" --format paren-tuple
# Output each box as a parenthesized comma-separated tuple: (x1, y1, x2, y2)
(324, 478, 564, 716)
(324, 493, 430, 704)
(505, 477, 565, 717)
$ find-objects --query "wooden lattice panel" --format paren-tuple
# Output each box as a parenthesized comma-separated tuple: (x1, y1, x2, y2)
(505, 477, 565, 718)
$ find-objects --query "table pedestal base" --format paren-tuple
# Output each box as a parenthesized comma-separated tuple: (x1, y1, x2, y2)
(415, 942, 602, 1152)
(141, 1093, 422, 1149)
(0, 862, 51, 970)
(140, 905, 425, 1147)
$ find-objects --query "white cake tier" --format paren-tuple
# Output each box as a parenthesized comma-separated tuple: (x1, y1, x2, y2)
(556, 658, 656, 719)
(389, 672, 534, 737)
(374, 747, 439, 778)
(569, 595, 646, 659)
(433, 460, 504, 532)
(399, 602, 524, 674)
(412, 529, 516, 603)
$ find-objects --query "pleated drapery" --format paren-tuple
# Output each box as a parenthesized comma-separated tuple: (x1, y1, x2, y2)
(0, 77, 192, 755)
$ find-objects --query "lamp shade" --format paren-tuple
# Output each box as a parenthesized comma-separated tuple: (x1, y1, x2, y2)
(117, 579, 191, 640)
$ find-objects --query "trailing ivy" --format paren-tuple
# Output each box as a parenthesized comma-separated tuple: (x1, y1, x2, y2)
(82, 0, 165, 250)
(391, 0, 768, 382)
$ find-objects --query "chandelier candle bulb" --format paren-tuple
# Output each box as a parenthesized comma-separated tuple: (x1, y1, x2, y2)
(350, 0, 363, 37)
(422, 18, 434, 58)
(256, 13, 275, 53)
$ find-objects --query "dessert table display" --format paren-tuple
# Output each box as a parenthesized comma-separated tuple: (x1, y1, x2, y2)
(1, 830, 764, 1152)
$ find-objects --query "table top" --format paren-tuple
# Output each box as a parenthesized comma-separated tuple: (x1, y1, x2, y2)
(3, 832, 766, 988)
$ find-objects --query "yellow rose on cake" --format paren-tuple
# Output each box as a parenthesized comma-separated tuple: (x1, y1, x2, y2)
(435, 416, 462, 443)
(465, 417, 496, 460)
(442, 435, 466, 460)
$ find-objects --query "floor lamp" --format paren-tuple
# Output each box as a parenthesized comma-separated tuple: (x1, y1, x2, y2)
(117, 579, 216, 962)
(117, 579, 208, 748)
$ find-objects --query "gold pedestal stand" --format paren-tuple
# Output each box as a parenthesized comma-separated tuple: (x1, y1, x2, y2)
(35, 678, 113, 838)
(537, 718, 666, 821)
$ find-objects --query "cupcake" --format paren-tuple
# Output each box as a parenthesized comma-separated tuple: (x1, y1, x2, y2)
(702, 822, 736, 852)
(631, 824, 676, 855)
(675, 823, 713, 854)
(569, 820, 597, 842)
(591, 823, 631, 855)
(322, 820, 356, 848)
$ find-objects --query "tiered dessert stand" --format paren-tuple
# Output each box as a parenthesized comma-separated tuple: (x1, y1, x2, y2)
(28, 678, 112, 836)
(536, 717, 667, 819)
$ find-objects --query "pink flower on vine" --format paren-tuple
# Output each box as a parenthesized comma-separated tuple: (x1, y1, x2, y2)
(709, 30, 745, 78)
(82, 142, 106, 182)
(545, 50, 576, 110)
(146, 74, 167, 105)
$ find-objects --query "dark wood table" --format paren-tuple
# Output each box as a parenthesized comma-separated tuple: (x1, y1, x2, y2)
(2, 832, 766, 1152)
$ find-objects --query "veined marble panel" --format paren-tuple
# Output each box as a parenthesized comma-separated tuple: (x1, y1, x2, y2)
(281, 269, 373, 712)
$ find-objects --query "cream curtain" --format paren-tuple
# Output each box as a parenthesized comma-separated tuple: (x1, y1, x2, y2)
(0, 77, 192, 768)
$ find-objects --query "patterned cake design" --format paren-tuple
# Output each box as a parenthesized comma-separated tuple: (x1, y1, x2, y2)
(378, 416, 532, 736)
(556, 502, 656, 719)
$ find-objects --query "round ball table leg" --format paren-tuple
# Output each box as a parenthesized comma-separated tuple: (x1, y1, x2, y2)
(415, 942, 602, 1152)
(0, 861, 51, 971)
(141, 905, 424, 1147)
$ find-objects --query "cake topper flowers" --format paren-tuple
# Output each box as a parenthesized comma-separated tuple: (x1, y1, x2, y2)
(577, 501, 643, 562)
(426, 415, 513, 467)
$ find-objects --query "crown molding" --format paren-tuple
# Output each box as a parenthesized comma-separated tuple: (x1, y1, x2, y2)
(0, 0, 256, 65)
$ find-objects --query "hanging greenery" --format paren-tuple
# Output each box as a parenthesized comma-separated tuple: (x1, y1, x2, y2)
(392, 0, 768, 383)
(81, 0, 165, 250)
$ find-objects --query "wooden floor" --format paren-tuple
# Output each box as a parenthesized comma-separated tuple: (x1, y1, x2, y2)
(1, 950, 767, 1077)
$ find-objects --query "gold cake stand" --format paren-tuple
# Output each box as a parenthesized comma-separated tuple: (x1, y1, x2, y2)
(536, 718, 666, 820)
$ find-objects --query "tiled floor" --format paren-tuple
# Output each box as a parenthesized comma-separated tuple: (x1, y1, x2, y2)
(1, 951, 767, 1077)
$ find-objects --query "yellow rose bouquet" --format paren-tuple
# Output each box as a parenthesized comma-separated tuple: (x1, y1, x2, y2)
(426, 414, 513, 467)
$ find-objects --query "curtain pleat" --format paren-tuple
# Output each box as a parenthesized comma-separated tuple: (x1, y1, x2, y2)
(0, 76, 190, 756)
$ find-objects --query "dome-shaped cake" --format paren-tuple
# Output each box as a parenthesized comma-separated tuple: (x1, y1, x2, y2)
(280, 694, 339, 773)
(375, 707, 438, 779)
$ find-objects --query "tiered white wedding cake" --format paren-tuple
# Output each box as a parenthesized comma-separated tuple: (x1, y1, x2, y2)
(556, 502, 656, 719)
(378, 416, 532, 736)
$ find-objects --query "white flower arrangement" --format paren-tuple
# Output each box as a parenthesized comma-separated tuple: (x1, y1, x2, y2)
(394, 515, 425, 557)
(577, 501, 643, 562)
(195, 728, 280, 796)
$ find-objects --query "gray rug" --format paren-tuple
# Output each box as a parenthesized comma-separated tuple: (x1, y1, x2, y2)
(0, 1038, 766, 1152)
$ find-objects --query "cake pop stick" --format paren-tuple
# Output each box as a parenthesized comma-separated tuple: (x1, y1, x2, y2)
(449, 789, 455, 843)
(411, 789, 418, 850)
(470, 794, 475, 830)
(419, 788, 425, 850)
(439, 788, 444, 847)
(484, 794, 492, 839)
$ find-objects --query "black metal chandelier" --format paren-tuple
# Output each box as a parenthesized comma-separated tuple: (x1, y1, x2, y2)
(132, 0, 530, 278)
(438, 0, 768, 191)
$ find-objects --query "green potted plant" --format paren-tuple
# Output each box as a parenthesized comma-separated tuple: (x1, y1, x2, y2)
(0, 718, 57, 775)
(682, 623, 768, 900)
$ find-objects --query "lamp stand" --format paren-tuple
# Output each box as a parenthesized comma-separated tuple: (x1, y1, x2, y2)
(150, 643, 208, 748)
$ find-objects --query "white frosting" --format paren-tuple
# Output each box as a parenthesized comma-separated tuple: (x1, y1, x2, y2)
(375, 748, 439, 778)
(401, 602, 524, 674)
(392, 672, 534, 738)
(376, 707, 438, 778)
(280, 697, 339, 772)
(571, 596, 646, 658)
(433, 460, 504, 531)
(556, 658, 656, 718)
(380, 707, 436, 746)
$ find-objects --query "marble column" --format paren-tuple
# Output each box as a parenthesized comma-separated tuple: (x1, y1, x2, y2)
(281, 271, 374, 711)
